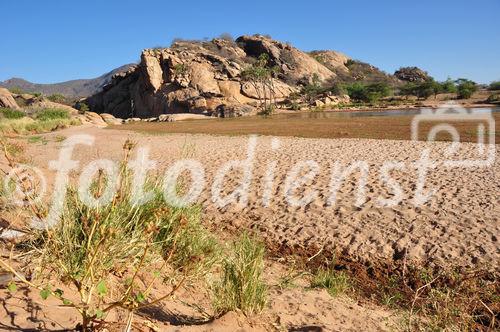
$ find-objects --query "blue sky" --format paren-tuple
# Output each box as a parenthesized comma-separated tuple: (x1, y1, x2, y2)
(1, 0, 499, 84)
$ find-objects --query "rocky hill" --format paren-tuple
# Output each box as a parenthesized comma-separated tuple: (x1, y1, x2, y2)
(0, 64, 136, 98)
(85, 35, 403, 118)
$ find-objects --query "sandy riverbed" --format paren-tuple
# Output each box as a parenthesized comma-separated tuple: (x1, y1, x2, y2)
(11, 124, 499, 270)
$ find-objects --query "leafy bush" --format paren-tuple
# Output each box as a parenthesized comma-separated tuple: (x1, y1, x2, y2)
(77, 102, 90, 114)
(440, 78, 457, 93)
(47, 94, 67, 103)
(35, 108, 70, 121)
(173, 63, 188, 75)
(456, 78, 478, 99)
(328, 83, 347, 96)
(212, 233, 267, 316)
(0, 107, 25, 119)
(400, 80, 442, 99)
(311, 267, 351, 297)
(488, 81, 500, 91)
(345, 82, 392, 103)
(301, 73, 322, 104)
(1, 142, 221, 330)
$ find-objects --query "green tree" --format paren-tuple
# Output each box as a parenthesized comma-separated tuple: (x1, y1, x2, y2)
(365, 82, 392, 102)
(301, 73, 322, 104)
(399, 83, 417, 99)
(456, 78, 478, 99)
(412, 81, 435, 99)
(488, 81, 500, 91)
(78, 102, 90, 114)
(440, 78, 457, 94)
(346, 82, 392, 103)
(241, 53, 278, 114)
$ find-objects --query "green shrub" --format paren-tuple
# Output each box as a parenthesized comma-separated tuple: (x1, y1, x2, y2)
(456, 79, 478, 99)
(173, 63, 188, 75)
(440, 78, 457, 93)
(345, 82, 392, 103)
(212, 233, 267, 316)
(488, 81, 500, 91)
(400, 80, 442, 99)
(301, 74, 323, 104)
(35, 108, 70, 121)
(2, 144, 220, 330)
(47, 94, 67, 103)
(77, 102, 90, 114)
(311, 267, 351, 297)
(0, 107, 25, 119)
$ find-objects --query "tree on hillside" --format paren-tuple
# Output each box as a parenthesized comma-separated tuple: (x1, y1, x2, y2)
(456, 78, 478, 99)
(241, 53, 278, 115)
(301, 73, 322, 104)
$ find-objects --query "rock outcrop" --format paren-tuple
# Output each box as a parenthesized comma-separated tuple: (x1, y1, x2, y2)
(394, 66, 431, 83)
(0, 88, 20, 109)
(85, 35, 347, 118)
(309, 50, 351, 73)
(235, 35, 335, 84)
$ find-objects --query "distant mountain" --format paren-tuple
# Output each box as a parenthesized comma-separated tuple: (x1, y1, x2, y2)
(0, 64, 136, 98)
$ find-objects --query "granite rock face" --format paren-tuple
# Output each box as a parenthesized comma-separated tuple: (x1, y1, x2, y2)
(85, 35, 350, 118)
(0, 88, 20, 109)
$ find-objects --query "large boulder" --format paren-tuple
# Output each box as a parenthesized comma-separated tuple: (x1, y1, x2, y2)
(309, 50, 350, 73)
(216, 104, 257, 118)
(0, 88, 20, 109)
(141, 53, 164, 92)
(218, 80, 254, 104)
(76, 111, 108, 127)
(100, 113, 123, 125)
(241, 79, 296, 100)
(188, 62, 221, 95)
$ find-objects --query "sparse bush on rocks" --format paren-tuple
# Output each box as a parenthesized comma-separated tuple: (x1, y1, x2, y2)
(47, 93, 67, 104)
